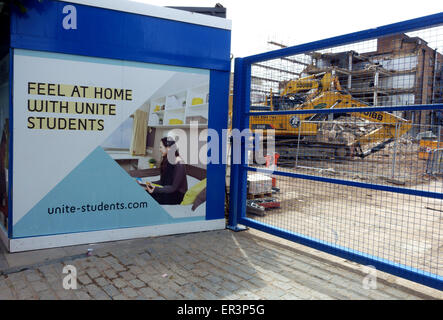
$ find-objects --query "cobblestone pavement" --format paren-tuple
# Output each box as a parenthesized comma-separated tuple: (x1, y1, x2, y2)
(0, 229, 441, 300)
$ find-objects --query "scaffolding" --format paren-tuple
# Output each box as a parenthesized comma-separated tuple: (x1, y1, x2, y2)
(250, 32, 443, 136)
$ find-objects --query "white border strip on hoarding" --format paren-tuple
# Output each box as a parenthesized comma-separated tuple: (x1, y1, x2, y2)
(9, 219, 226, 252)
(58, 0, 232, 30)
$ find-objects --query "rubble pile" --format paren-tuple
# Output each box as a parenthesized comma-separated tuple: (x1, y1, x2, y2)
(316, 116, 380, 145)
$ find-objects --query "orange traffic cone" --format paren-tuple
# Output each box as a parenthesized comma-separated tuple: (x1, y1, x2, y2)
(265, 153, 280, 187)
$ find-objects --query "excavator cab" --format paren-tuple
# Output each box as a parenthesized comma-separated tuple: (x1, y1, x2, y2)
(272, 95, 304, 111)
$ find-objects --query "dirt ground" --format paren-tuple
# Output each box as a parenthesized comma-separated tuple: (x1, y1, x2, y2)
(246, 140, 443, 278)
(276, 136, 438, 188)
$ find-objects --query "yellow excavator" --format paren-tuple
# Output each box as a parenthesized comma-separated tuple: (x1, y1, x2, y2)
(249, 72, 412, 161)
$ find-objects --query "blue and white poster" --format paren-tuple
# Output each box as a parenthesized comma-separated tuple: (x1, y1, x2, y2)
(12, 49, 210, 238)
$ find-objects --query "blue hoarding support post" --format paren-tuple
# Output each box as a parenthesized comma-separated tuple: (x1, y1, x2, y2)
(227, 58, 250, 232)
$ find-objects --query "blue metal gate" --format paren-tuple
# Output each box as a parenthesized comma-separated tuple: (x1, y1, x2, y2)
(228, 13, 443, 291)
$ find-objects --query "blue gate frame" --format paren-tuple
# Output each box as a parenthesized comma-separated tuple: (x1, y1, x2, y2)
(228, 12, 443, 291)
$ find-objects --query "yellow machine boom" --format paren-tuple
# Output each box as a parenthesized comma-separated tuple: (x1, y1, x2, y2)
(250, 72, 412, 159)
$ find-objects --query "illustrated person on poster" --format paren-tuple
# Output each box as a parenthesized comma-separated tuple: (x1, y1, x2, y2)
(140, 137, 188, 205)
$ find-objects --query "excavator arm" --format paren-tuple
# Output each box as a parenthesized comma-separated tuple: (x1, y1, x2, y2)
(250, 71, 412, 160)
(281, 72, 343, 98)
(351, 112, 412, 158)
(304, 91, 412, 158)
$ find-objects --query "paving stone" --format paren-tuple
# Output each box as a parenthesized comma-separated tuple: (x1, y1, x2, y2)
(113, 278, 128, 289)
(197, 280, 221, 294)
(94, 277, 109, 287)
(179, 289, 200, 300)
(116, 256, 133, 266)
(0, 287, 15, 299)
(156, 287, 183, 300)
(78, 275, 92, 285)
(111, 263, 126, 272)
(95, 250, 110, 258)
(42, 274, 59, 283)
(192, 269, 210, 277)
(11, 279, 27, 290)
(255, 285, 287, 299)
(238, 291, 262, 300)
(273, 281, 294, 291)
(104, 256, 119, 265)
(165, 280, 182, 291)
(48, 279, 64, 291)
(86, 256, 99, 264)
(198, 290, 219, 300)
(74, 291, 92, 300)
(6, 272, 25, 282)
(103, 269, 118, 279)
(180, 263, 196, 271)
(30, 280, 50, 292)
(142, 264, 160, 275)
(220, 280, 241, 291)
(238, 279, 263, 292)
(102, 284, 120, 297)
(380, 286, 422, 300)
(37, 265, 54, 275)
(138, 286, 159, 299)
(128, 279, 145, 288)
(205, 274, 223, 284)
(266, 271, 292, 283)
(38, 290, 58, 300)
(86, 268, 101, 279)
(55, 289, 78, 300)
(216, 289, 240, 300)
(138, 253, 152, 262)
(119, 271, 136, 281)
(121, 287, 138, 298)
(170, 274, 188, 286)
(25, 271, 42, 282)
(85, 284, 111, 300)
(128, 266, 144, 275)
(169, 267, 190, 279)
(137, 273, 154, 284)
(17, 288, 36, 300)
(281, 293, 303, 300)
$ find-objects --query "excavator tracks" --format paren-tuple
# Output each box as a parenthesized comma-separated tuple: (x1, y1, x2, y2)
(272, 140, 351, 166)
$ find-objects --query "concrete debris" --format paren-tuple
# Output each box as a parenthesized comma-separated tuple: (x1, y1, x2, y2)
(317, 116, 381, 145)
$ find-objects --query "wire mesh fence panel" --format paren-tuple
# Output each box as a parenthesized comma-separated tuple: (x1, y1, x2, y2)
(250, 118, 442, 193)
(230, 15, 443, 289)
(244, 170, 442, 277)
(249, 25, 443, 110)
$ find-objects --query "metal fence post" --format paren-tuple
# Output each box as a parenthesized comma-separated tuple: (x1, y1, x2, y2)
(438, 125, 441, 150)
(391, 122, 399, 179)
(295, 120, 302, 169)
(228, 58, 250, 231)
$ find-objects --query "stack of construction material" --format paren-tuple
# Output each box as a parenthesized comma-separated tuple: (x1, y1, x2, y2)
(247, 174, 273, 195)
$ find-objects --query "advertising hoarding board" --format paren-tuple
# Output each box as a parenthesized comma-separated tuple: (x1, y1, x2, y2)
(2, 0, 231, 251)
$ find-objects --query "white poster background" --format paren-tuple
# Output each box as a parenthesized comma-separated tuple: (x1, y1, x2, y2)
(13, 49, 208, 225)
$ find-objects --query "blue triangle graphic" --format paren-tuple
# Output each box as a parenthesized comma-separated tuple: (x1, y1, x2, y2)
(13, 147, 202, 238)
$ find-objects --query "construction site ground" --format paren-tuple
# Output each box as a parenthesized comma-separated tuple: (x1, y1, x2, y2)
(247, 147, 443, 278)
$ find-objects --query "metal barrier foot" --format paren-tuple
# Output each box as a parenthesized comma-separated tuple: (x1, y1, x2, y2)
(227, 224, 249, 232)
